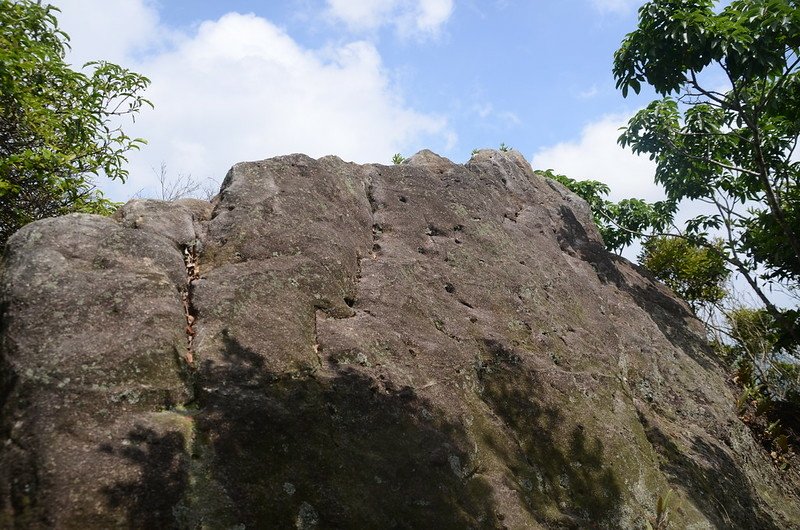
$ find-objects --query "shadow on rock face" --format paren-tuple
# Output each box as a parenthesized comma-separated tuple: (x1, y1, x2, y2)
(636, 410, 782, 530)
(100, 426, 188, 528)
(0, 301, 13, 422)
(476, 340, 622, 528)
(186, 330, 500, 528)
(556, 206, 717, 372)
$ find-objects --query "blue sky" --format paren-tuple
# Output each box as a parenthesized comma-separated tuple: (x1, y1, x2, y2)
(148, 0, 649, 149)
(51, 0, 663, 203)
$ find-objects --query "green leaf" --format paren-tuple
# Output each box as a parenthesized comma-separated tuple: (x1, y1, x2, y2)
(0, 0, 151, 246)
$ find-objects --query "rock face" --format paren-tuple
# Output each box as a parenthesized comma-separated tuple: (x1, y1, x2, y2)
(1, 150, 799, 528)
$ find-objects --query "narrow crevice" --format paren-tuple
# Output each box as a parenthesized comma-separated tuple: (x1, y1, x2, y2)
(366, 177, 387, 254)
(181, 242, 200, 367)
(347, 176, 378, 312)
(366, 180, 379, 214)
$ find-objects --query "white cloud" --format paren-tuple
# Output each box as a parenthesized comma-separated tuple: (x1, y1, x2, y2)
(578, 84, 599, 100)
(325, 0, 396, 31)
(589, 0, 642, 14)
(50, 1, 452, 200)
(471, 102, 518, 124)
(326, 0, 454, 37)
(531, 113, 727, 268)
(498, 111, 521, 126)
(474, 102, 494, 118)
(415, 0, 455, 33)
(531, 113, 664, 203)
(54, 0, 164, 66)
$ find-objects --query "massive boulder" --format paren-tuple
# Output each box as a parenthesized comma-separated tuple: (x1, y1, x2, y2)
(1, 150, 798, 528)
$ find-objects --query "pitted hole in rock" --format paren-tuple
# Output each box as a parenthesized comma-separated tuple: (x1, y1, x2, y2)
(344, 296, 356, 308)
(444, 283, 456, 294)
(399, 195, 408, 203)
(426, 225, 447, 237)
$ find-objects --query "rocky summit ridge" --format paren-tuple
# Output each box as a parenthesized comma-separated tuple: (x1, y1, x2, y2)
(1, 150, 799, 528)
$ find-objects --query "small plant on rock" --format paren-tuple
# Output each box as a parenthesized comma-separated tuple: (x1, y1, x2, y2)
(645, 490, 673, 530)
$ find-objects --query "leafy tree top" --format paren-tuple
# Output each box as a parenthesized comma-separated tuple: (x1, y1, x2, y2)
(0, 0, 151, 246)
(613, 0, 799, 348)
(614, 0, 800, 97)
(639, 236, 730, 311)
(614, 0, 799, 288)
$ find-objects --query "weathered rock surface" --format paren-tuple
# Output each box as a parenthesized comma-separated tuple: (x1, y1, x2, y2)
(1, 150, 799, 528)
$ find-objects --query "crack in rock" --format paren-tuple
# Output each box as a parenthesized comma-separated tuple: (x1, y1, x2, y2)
(182, 242, 200, 366)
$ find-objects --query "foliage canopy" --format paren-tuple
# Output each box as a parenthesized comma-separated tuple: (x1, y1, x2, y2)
(614, 0, 800, 297)
(542, 169, 673, 254)
(639, 236, 730, 311)
(612, 0, 799, 351)
(0, 0, 151, 247)
(606, 0, 800, 426)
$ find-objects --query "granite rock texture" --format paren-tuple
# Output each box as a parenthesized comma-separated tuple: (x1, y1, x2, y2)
(1, 150, 799, 528)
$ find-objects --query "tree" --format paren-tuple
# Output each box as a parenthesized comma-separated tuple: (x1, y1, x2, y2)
(606, 0, 800, 452)
(541, 169, 674, 254)
(133, 162, 219, 202)
(639, 236, 730, 313)
(0, 0, 151, 247)
(613, 0, 800, 347)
